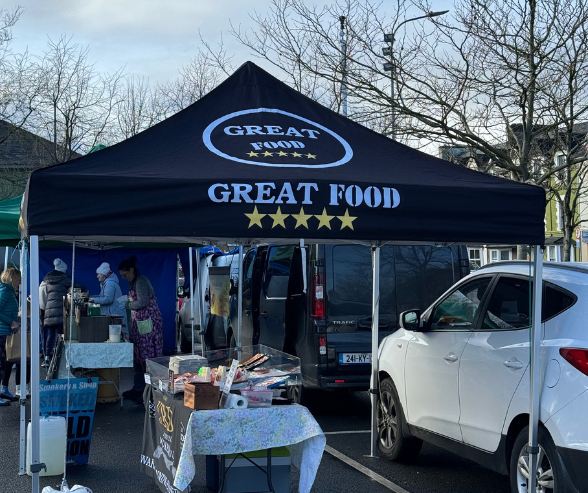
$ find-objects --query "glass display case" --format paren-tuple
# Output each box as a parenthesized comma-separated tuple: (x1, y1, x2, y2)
(145, 345, 301, 396)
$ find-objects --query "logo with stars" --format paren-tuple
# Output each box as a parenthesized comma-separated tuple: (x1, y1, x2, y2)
(203, 108, 353, 168)
(244, 206, 357, 231)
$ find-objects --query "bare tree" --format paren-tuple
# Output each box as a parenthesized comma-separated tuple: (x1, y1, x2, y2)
(30, 35, 123, 162)
(115, 75, 160, 139)
(233, 0, 588, 257)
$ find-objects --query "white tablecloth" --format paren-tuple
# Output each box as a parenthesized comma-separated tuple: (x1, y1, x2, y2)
(58, 342, 133, 376)
(174, 404, 325, 493)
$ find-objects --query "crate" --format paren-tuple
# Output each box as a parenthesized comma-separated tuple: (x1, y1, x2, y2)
(64, 316, 111, 343)
(184, 382, 220, 410)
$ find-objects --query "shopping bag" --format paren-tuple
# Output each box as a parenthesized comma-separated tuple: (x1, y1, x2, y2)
(137, 317, 153, 335)
(5, 332, 31, 362)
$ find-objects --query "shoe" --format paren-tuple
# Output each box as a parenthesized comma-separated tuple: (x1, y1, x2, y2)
(0, 398, 10, 407)
(122, 389, 141, 399)
(0, 388, 17, 402)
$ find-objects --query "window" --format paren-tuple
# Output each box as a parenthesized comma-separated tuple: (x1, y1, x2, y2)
(546, 245, 559, 262)
(395, 246, 455, 314)
(263, 245, 295, 299)
(490, 249, 511, 262)
(479, 277, 576, 331)
(244, 251, 256, 282)
(468, 248, 482, 269)
(480, 277, 530, 331)
(429, 277, 492, 331)
(555, 202, 563, 232)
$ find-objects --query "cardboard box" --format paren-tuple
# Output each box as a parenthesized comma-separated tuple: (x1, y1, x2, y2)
(184, 382, 220, 410)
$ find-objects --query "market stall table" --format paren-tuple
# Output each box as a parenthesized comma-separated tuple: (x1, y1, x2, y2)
(141, 387, 325, 493)
(57, 340, 134, 408)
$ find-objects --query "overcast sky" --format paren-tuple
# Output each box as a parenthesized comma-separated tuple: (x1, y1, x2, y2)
(7, 0, 319, 83)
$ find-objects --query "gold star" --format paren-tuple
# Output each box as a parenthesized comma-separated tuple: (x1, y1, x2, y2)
(247, 151, 259, 157)
(277, 151, 288, 157)
(315, 208, 335, 230)
(291, 152, 302, 158)
(337, 209, 357, 230)
(245, 206, 266, 228)
(305, 153, 316, 159)
(291, 207, 312, 229)
(268, 207, 289, 228)
(263, 151, 273, 157)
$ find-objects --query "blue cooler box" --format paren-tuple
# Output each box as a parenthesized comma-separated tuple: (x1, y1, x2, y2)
(206, 447, 291, 493)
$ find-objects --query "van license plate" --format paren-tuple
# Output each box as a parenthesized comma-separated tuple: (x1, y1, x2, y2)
(339, 353, 372, 365)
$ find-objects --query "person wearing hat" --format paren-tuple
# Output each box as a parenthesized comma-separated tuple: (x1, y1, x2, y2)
(39, 258, 86, 367)
(89, 262, 126, 324)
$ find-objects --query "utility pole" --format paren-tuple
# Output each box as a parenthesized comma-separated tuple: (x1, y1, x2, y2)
(340, 16, 348, 117)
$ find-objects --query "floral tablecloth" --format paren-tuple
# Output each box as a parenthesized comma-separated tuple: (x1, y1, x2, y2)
(173, 405, 326, 493)
(57, 342, 133, 377)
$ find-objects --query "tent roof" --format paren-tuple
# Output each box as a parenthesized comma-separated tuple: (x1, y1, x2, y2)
(21, 62, 546, 246)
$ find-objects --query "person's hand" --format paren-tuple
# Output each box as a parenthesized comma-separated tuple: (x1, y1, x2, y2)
(10, 321, 20, 333)
(88, 298, 95, 302)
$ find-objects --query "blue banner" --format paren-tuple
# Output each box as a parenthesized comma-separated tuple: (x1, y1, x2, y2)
(39, 378, 98, 466)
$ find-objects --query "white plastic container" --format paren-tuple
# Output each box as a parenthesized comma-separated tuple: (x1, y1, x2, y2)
(26, 416, 67, 476)
(108, 324, 122, 342)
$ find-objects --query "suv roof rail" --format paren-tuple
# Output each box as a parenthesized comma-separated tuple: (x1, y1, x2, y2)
(478, 260, 588, 275)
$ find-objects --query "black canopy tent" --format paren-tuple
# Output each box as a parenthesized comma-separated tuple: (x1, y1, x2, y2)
(21, 62, 547, 492)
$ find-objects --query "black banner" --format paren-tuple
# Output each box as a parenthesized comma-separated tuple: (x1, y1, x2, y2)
(141, 387, 193, 493)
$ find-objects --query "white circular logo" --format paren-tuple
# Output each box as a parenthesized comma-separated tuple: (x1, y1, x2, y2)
(202, 108, 353, 168)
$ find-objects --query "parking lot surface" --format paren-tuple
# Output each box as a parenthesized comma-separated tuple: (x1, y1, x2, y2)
(0, 369, 511, 493)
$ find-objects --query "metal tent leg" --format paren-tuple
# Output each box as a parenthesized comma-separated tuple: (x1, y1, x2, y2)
(237, 245, 243, 347)
(369, 245, 380, 458)
(19, 241, 28, 475)
(528, 245, 543, 493)
(189, 247, 195, 355)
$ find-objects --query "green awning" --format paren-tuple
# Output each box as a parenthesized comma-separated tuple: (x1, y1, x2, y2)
(0, 194, 22, 246)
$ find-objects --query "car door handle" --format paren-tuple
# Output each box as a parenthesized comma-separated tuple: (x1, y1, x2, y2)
(504, 360, 524, 370)
(261, 311, 268, 318)
(443, 353, 459, 363)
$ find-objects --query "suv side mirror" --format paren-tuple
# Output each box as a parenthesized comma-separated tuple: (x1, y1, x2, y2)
(177, 286, 185, 298)
(399, 310, 421, 331)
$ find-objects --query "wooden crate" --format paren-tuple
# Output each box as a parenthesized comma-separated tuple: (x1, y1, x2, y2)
(184, 382, 220, 410)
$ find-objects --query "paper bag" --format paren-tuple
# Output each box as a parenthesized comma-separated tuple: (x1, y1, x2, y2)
(6, 332, 31, 362)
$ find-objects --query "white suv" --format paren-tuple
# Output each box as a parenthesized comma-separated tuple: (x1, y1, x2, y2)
(378, 262, 588, 493)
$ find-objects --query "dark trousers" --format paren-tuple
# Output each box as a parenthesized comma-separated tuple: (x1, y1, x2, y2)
(2, 361, 31, 386)
(0, 358, 12, 387)
(133, 358, 146, 392)
(42, 324, 62, 359)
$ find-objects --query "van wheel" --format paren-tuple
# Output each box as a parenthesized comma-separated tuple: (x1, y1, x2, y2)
(378, 378, 422, 462)
(510, 426, 561, 493)
(286, 385, 317, 406)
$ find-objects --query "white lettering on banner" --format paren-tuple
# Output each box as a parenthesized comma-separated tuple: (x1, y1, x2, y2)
(141, 455, 155, 469)
(203, 108, 353, 168)
(208, 182, 400, 209)
(297, 183, 319, 204)
(155, 469, 180, 493)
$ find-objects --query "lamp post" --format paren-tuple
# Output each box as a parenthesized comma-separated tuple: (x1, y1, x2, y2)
(383, 10, 449, 140)
(340, 16, 348, 117)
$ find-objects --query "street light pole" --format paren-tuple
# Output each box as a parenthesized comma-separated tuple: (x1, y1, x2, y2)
(340, 16, 348, 117)
(383, 10, 449, 140)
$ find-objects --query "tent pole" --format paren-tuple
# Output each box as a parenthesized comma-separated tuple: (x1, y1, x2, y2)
(237, 245, 243, 347)
(189, 248, 195, 355)
(19, 241, 28, 475)
(30, 236, 41, 492)
(528, 245, 543, 493)
(369, 245, 380, 458)
(196, 249, 204, 356)
(4, 246, 8, 270)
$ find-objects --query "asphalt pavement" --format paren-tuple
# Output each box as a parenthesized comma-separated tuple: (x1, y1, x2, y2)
(0, 368, 512, 493)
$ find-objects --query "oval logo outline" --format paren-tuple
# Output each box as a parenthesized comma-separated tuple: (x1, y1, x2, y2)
(202, 108, 353, 168)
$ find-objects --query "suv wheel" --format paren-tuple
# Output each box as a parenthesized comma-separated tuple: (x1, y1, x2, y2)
(378, 377, 422, 462)
(510, 426, 561, 493)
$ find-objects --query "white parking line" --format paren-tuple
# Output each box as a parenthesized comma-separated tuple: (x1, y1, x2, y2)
(324, 430, 370, 435)
(324, 445, 411, 493)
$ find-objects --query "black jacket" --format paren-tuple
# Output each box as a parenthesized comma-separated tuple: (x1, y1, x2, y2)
(42, 271, 86, 328)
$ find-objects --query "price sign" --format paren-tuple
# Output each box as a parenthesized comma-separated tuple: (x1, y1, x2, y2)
(575, 227, 581, 239)
(219, 359, 239, 408)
